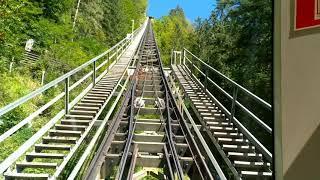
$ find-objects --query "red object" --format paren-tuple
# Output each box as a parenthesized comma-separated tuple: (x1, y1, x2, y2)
(295, 0, 320, 30)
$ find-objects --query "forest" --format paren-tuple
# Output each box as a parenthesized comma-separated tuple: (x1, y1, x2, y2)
(154, 0, 272, 103)
(0, 0, 272, 177)
(0, 0, 147, 161)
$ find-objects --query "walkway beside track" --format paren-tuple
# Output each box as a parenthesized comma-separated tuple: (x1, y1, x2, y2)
(171, 64, 272, 179)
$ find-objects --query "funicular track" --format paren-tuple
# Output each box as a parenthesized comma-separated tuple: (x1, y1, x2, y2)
(0, 17, 273, 180)
(84, 20, 216, 180)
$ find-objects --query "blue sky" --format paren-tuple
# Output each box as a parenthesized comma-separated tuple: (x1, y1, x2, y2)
(148, 0, 216, 22)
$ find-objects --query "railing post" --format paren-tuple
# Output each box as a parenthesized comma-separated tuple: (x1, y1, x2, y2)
(191, 59, 194, 74)
(131, 19, 134, 43)
(183, 49, 186, 65)
(170, 50, 173, 65)
(93, 61, 96, 85)
(230, 86, 238, 122)
(107, 51, 110, 71)
(41, 71, 46, 86)
(65, 77, 70, 114)
(9, 60, 14, 73)
(116, 46, 119, 62)
(204, 69, 208, 90)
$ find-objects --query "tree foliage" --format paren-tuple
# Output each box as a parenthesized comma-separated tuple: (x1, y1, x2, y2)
(154, 1, 272, 151)
(153, 6, 195, 66)
(0, 0, 147, 159)
(193, 0, 272, 102)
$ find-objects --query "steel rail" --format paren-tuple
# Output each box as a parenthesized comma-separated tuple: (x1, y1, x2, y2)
(83, 79, 135, 179)
(67, 76, 130, 180)
(115, 23, 150, 179)
(163, 144, 175, 179)
(127, 144, 139, 180)
(115, 71, 137, 179)
(162, 68, 213, 180)
(152, 24, 214, 179)
(168, 75, 227, 180)
(149, 23, 184, 179)
(183, 48, 271, 110)
(171, 65, 241, 179)
(83, 21, 149, 180)
(84, 19, 219, 180)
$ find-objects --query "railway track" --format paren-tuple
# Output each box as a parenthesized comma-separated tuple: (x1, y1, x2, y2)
(84, 20, 215, 180)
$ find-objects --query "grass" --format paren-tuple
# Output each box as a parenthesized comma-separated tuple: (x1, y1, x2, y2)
(136, 114, 160, 119)
(134, 166, 143, 173)
(144, 104, 155, 108)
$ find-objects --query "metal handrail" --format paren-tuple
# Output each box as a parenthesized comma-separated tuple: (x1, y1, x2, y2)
(186, 67, 273, 162)
(0, 26, 142, 143)
(183, 49, 272, 134)
(183, 48, 271, 110)
(177, 50, 272, 162)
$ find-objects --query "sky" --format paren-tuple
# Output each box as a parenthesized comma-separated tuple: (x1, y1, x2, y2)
(148, 0, 216, 22)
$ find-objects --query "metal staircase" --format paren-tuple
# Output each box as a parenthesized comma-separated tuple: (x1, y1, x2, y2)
(170, 50, 273, 179)
(4, 68, 126, 179)
(0, 19, 148, 180)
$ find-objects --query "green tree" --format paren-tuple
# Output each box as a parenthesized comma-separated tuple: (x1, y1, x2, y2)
(153, 6, 195, 66)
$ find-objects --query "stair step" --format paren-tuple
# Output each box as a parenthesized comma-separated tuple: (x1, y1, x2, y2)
(202, 109, 220, 113)
(26, 152, 65, 161)
(35, 144, 71, 152)
(69, 110, 96, 116)
(43, 136, 77, 144)
(55, 124, 87, 131)
(49, 129, 82, 137)
(81, 99, 104, 104)
(222, 144, 255, 153)
(92, 87, 113, 92)
(4, 172, 49, 180)
(16, 162, 57, 171)
(94, 85, 114, 89)
(217, 137, 249, 145)
(65, 114, 93, 120)
(77, 102, 101, 108)
(227, 152, 263, 161)
(89, 90, 111, 95)
(87, 93, 109, 98)
(83, 96, 106, 101)
(240, 171, 272, 178)
(206, 121, 233, 127)
(73, 106, 99, 112)
(99, 79, 119, 82)
(98, 82, 117, 86)
(234, 161, 270, 171)
(209, 126, 238, 133)
(61, 119, 91, 125)
(213, 132, 243, 138)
